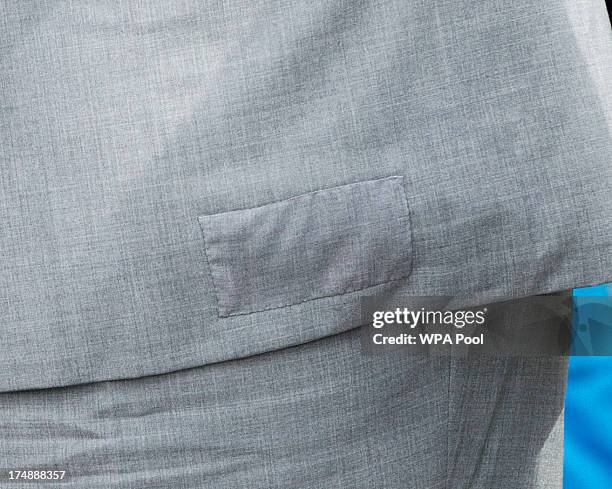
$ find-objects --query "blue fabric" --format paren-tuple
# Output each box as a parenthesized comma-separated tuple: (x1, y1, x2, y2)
(565, 284, 612, 489)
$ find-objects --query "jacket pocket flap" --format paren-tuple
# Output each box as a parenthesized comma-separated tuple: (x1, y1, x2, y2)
(198, 176, 413, 317)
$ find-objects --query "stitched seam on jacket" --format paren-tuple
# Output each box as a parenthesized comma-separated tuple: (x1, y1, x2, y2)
(198, 175, 413, 318)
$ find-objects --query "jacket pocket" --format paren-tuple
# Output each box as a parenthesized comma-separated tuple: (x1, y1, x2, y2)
(198, 176, 413, 317)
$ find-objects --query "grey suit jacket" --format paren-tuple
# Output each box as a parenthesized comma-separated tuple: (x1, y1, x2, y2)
(1, 0, 611, 394)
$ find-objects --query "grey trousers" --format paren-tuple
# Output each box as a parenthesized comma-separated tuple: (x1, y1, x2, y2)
(0, 327, 566, 488)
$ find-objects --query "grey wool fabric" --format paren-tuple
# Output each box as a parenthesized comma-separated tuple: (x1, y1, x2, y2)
(0, 330, 567, 489)
(0, 0, 611, 391)
(0, 0, 611, 487)
(198, 176, 413, 317)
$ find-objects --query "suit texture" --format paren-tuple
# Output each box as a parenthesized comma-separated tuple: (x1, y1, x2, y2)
(0, 0, 611, 487)
(0, 0, 611, 391)
(0, 329, 567, 489)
